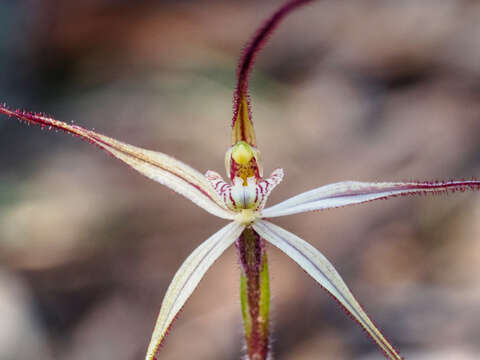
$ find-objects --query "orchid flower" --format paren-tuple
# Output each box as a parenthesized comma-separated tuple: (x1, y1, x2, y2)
(1, 1, 480, 359)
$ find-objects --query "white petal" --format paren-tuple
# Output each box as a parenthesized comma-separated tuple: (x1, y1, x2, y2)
(252, 220, 402, 360)
(145, 222, 245, 360)
(262, 180, 480, 217)
(0, 106, 235, 219)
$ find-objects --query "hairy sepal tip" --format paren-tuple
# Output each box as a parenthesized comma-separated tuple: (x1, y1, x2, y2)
(231, 0, 314, 146)
(0, 103, 235, 219)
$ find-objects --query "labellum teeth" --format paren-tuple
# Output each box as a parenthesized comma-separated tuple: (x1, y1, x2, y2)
(206, 168, 283, 211)
(256, 168, 283, 209)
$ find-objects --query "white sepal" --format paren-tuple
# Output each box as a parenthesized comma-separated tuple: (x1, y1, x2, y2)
(252, 220, 402, 360)
(261, 180, 480, 218)
(145, 222, 245, 360)
(90, 134, 236, 220)
(0, 107, 235, 219)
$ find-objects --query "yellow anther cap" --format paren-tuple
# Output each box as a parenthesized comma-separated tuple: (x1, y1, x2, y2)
(231, 141, 254, 165)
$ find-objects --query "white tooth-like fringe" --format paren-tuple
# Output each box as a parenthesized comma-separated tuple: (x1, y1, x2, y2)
(205, 168, 284, 211)
(256, 168, 284, 209)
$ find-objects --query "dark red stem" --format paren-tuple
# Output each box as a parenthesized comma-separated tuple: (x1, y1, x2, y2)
(236, 228, 269, 360)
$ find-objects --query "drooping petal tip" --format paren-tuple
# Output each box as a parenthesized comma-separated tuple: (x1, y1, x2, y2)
(253, 220, 402, 360)
(145, 222, 245, 360)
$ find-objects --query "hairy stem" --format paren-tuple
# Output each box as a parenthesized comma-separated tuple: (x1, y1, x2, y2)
(237, 227, 270, 360)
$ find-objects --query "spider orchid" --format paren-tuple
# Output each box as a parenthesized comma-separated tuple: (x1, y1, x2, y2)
(2, 0, 480, 359)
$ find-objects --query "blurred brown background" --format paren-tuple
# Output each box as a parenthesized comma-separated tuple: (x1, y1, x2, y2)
(1, 0, 480, 359)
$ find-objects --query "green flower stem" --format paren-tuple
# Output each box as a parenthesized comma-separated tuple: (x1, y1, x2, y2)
(237, 227, 270, 360)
